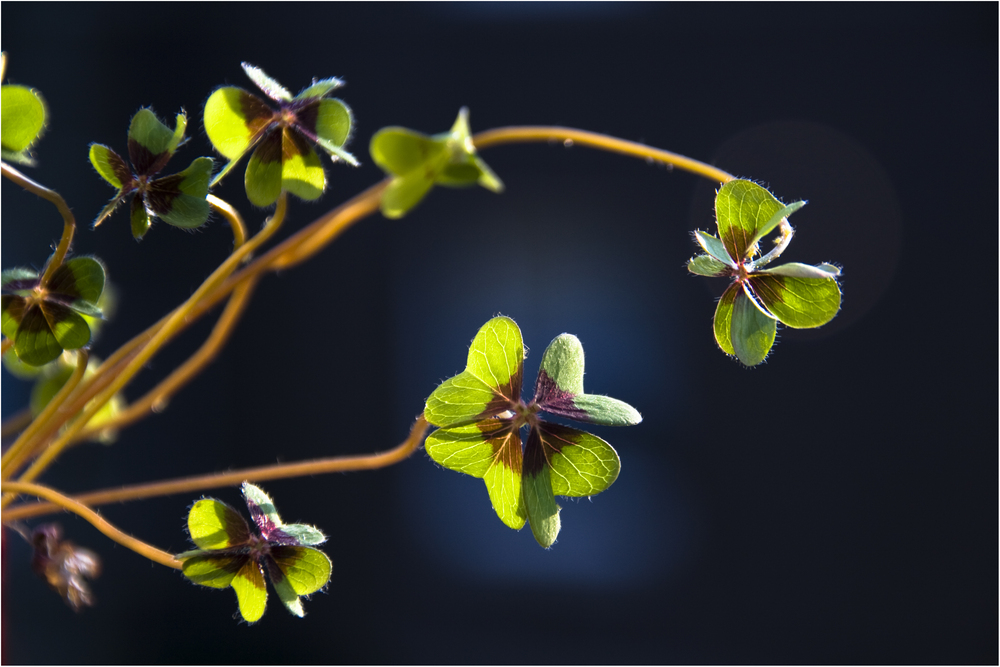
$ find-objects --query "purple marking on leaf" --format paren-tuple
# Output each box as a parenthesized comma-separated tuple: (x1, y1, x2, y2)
(523, 426, 548, 476)
(1, 296, 26, 326)
(266, 529, 302, 547)
(244, 496, 279, 538)
(127, 139, 169, 177)
(534, 370, 592, 423)
(103, 147, 134, 187)
(283, 126, 313, 159)
(748, 274, 788, 305)
(1, 278, 40, 293)
(475, 418, 523, 472)
(143, 174, 183, 216)
(253, 129, 282, 165)
(292, 99, 320, 136)
(269, 545, 309, 575)
(239, 91, 276, 135)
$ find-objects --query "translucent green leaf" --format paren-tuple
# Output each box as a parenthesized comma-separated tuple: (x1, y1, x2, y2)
(713, 283, 739, 357)
(539, 424, 621, 497)
(687, 254, 730, 277)
(1, 84, 45, 153)
(1, 295, 25, 339)
(424, 370, 499, 427)
(277, 524, 327, 547)
(271, 546, 331, 596)
(694, 230, 735, 267)
(13, 306, 64, 366)
(181, 553, 241, 588)
(730, 287, 777, 366)
(48, 257, 106, 307)
(749, 273, 842, 329)
(130, 196, 151, 240)
(153, 157, 213, 229)
(242, 62, 291, 102)
(426, 420, 526, 529)
(295, 77, 344, 101)
(269, 564, 305, 617)
(245, 131, 283, 207)
(1, 267, 38, 295)
(715, 180, 786, 262)
(128, 109, 183, 173)
(44, 304, 90, 350)
(534, 333, 641, 426)
(231, 559, 267, 623)
(748, 200, 806, 249)
(465, 316, 523, 401)
(187, 498, 252, 550)
(523, 429, 561, 548)
(370, 128, 447, 176)
(241, 482, 282, 529)
(204, 87, 274, 186)
(310, 99, 352, 153)
(379, 169, 437, 219)
(88, 144, 131, 189)
(758, 262, 841, 279)
(280, 129, 324, 201)
(425, 420, 509, 476)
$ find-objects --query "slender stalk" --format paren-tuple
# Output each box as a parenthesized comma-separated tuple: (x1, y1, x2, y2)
(3, 416, 429, 521)
(472, 126, 735, 183)
(208, 195, 246, 250)
(1, 351, 88, 476)
(3, 195, 289, 504)
(1, 162, 76, 286)
(78, 278, 258, 438)
(1, 480, 181, 569)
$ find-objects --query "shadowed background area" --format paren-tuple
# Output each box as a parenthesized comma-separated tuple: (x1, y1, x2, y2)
(2, 3, 996, 664)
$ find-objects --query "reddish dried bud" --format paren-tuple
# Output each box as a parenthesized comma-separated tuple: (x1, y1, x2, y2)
(30, 524, 101, 611)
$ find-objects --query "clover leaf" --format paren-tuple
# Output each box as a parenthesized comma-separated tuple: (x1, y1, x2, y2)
(370, 107, 504, 219)
(1, 257, 106, 367)
(177, 482, 332, 624)
(423, 316, 640, 548)
(204, 63, 357, 207)
(1, 81, 46, 165)
(687, 180, 842, 366)
(89, 108, 213, 239)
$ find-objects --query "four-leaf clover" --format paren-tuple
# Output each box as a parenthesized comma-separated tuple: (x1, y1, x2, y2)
(177, 482, 332, 624)
(423, 316, 641, 548)
(688, 179, 842, 366)
(89, 108, 213, 239)
(204, 63, 357, 207)
(370, 107, 503, 219)
(1, 257, 106, 366)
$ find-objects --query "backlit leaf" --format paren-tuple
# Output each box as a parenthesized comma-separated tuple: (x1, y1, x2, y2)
(295, 77, 344, 101)
(13, 306, 63, 366)
(242, 62, 291, 102)
(465, 316, 523, 401)
(713, 283, 739, 356)
(187, 498, 252, 550)
(280, 129, 324, 202)
(424, 371, 499, 428)
(1, 84, 45, 161)
(370, 128, 447, 176)
(271, 546, 331, 596)
(128, 109, 184, 174)
(749, 273, 842, 329)
(523, 429, 561, 548)
(540, 424, 621, 497)
(245, 131, 283, 207)
(378, 169, 436, 219)
(152, 157, 213, 229)
(48, 257, 106, 307)
(687, 254, 730, 277)
(231, 559, 267, 623)
(204, 86, 273, 185)
(715, 180, 785, 262)
(1, 295, 25, 339)
(694, 230, 735, 266)
(88, 144, 131, 190)
(748, 200, 806, 249)
(181, 553, 241, 589)
(309, 99, 354, 161)
(730, 287, 777, 366)
(44, 303, 91, 350)
(130, 196, 151, 239)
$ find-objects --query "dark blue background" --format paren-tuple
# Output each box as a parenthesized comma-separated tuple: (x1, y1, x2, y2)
(2, 3, 996, 663)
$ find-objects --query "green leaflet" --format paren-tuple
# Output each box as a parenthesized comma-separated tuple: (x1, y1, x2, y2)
(523, 431, 561, 548)
(204, 87, 267, 161)
(715, 180, 786, 261)
(730, 288, 777, 366)
(155, 157, 214, 229)
(88, 144, 129, 189)
(687, 254, 730, 277)
(311, 99, 355, 163)
(296, 77, 344, 101)
(181, 554, 240, 588)
(534, 333, 642, 426)
(694, 230, 736, 267)
(13, 307, 67, 366)
(49, 257, 106, 305)
(1, 84, 45, 163)
(241, 63, 292, 102)
(750, 273, 842, 329)
(131, 197, 151, 239)
(1, 295, 26, 339)
(272, 546, 332, 596)
(188, 498, 252, 550)
(230, 560, 268, 623)
(369, 108, 503, 218)
(426, 420, 526, 529)
(538, 424, 621, 497)
(128, 109, 185, 161)
(279, 131, 325, 202)
(424, 371, 500, 427)
(245, 130, 284, 207)
(748, 200, 806, 249)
